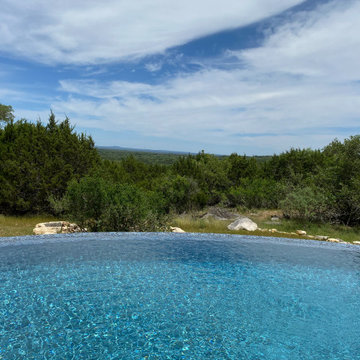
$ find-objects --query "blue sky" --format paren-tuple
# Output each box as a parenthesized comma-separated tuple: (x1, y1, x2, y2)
(1, 0, 359, 154)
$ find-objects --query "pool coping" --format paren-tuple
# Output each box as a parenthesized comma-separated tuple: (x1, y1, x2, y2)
(0, 232, 359, 252)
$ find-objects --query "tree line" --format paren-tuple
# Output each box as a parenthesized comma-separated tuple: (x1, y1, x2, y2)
(1, 104, 359, 231)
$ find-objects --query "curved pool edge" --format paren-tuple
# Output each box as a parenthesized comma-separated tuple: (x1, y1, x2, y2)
(1, 230, 360, 359)
(0, 231, 359, 252)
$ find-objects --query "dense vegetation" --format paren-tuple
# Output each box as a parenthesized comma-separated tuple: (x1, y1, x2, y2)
(1, 104, 359, 231)
(98, 147, 271, 166)
(97, 147, 189, 165)
(0, 106, 99, 214)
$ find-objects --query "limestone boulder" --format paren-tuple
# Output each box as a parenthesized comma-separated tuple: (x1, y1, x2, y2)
(170, 226, 186, 233)
(33, 221, 83, 235)
(314, 235, 329, 241)
(227, 217, 258, 231)
(327, 238, 340, 243)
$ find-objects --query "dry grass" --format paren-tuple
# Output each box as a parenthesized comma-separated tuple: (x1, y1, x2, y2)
(172, 210, 360, 243)
(0, 215, 58, 237)
(1, 211, 359, 244)
(172, 213, 302, 239)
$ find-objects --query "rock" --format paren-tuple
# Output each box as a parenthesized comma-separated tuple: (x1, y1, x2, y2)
(270, 228, 278, 233)
(170, 226, 185, 233)
(327, 238, 340, 243)
(33, 225, 59, 235)
(314, 235, 329, 241)
(296, 230, 307, 236)
(227, 217, 258, 231)
(307, 235, 315, 239)
(33, 222, 62, 235)
(33, 221, 83, 235)
(271, 216, 280, 221)
(353, 241, 360, 245)
(62, 222, 82, 233)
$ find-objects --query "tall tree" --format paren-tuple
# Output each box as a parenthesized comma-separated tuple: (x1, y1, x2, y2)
(0, 104, 14, 127)
(0, 107, 100, 214)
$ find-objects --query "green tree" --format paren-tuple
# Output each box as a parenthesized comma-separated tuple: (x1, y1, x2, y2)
(172, 151, 230, 206)
(154, 174, 206, 213)
(280, 186, 335, 222)
(319, 136, 360, 225)
(0, 108, 100, 214)
(0, 104, 14, 127)
(226, 178, 280, 209)
(226, 154, 258, 186)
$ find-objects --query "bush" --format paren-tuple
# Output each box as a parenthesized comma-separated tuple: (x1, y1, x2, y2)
(226, 178, 280, 209)
(57, 176, 167, 232)
(335, 177, 360, 226)
(154, 175, 207, 213)
(280, 186, 335, 222)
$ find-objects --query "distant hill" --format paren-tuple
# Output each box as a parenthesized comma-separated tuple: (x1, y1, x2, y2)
(97, 147, 191, 165)
(98, 146, 192, 155)
(97, 146, 271, 165)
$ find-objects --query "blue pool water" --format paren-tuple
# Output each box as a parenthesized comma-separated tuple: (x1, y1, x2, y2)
(0, 233, 360, 359)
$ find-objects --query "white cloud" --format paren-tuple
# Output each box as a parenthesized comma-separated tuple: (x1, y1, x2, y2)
(0, 87, 52, 106)
(0, 0, 303, 64)
(54, 67, 360, 153)
(239, 0, 360, 81)
(3, 0, 360, 154)
(47, 0, 360, 154)
(145, 62, 164, 72)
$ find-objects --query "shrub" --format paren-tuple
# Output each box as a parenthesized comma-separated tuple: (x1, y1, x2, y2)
(154, 175, 207, 213)
(279, 186, 335, 222)
(226, 178, 280, 209)
(58, 176, 167, 232)
(335, 177, 360, 225)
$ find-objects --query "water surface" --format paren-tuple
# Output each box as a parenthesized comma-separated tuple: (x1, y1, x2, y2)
(1, 233, 360, 359)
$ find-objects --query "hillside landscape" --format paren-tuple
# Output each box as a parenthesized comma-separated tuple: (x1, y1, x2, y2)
(1, 104, 359, 241)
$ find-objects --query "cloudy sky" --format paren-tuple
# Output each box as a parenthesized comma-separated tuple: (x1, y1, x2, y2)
(1, 0, 359, 154)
